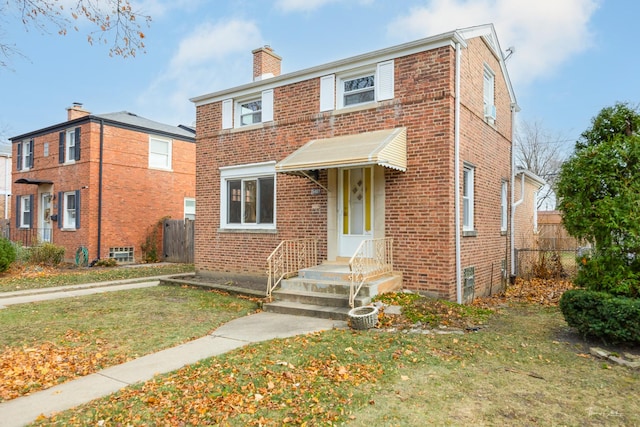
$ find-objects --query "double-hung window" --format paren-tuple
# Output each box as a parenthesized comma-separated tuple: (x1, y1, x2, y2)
(463, 164, 475, 232)
(17, 195, 32, 228)
(58, 190, 81, 230)
(16, 139, 33, 170)
(149, 136, 172, 170)
(239, 99, 262, 126)
(342, 74, 375, 107)
(220, 162, 276, 230)
(483, 65, 496, 123)
(59, 127, 81, 163)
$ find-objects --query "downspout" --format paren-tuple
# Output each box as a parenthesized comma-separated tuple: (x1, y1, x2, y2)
(5, 157, 9, 219)
(97, 119, 104, 260)
(510, 139, 525, 275)
(454, 41, 462, 304)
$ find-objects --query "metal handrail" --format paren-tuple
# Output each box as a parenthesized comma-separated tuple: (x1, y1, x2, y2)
(348, 238, 394, 307)
(267, 238, 318, 298)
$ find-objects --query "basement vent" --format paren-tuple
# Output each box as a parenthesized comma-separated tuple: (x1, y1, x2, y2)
(109, 247, 134, 263)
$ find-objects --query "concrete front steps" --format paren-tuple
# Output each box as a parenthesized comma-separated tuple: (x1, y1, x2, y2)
(263, 262, 402, 320)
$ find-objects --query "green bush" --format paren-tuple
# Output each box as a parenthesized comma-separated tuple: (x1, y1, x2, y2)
(559, 289, 640, 345)
(13, 242, 32, 264)
(94, 258, 118, 267)
(0, 238, 16, 272)
(29, 242, 65, 266)
(575, 251, 640, 298)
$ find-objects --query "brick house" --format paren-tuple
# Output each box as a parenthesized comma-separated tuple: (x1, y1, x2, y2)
(10, 104, 196, 264)
(191, 24, 517, 308)
(512, 169, 545, 251)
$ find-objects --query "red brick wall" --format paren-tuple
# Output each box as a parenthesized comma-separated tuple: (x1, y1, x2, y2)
(195, 38, 512, 300)
(12, 120, 195, 263)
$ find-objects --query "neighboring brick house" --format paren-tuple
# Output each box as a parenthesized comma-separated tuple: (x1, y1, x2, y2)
(10, 104, 196, 263)
(192, 24, 517, 303)
(0, 144, 11, 221)
(512, 168, 545, 251)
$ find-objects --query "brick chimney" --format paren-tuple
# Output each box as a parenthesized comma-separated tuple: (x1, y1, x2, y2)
(252, 46, 281, 81)
(67, 102, 90, 121)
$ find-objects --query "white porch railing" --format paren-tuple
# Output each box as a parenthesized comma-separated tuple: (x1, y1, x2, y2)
(348, 238, 394, 307)
(267, 238, 318, 299)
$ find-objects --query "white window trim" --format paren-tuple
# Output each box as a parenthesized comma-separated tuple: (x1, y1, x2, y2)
(219, 161, 276, 230)
(65, 129, 76, 165)
(463, 164, 475, 232)
(63, 191, 77, 229)
(21, 140, 32, 170)
(235, 96, 262, 128)
(20, 196, 31, 228)
(501, 180, 508, 232)
(184, 197, 196, 220)
(149, 136, 172, 170)
(483, 64, 496, 123)
(337, 68, 376, 109)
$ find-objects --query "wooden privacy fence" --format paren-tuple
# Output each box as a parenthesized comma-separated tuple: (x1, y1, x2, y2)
(163, 219, 194, 263)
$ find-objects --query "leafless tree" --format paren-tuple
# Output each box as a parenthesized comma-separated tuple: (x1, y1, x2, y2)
(1, 0, 151, 67)
(514, 119, 567, 210)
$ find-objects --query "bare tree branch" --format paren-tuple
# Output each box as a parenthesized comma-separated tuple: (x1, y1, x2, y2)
(1, 0, 151, 66)
(514, 120, 567, 210)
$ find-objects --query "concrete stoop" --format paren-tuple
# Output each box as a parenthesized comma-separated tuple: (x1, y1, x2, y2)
(263, 263, 402, 320)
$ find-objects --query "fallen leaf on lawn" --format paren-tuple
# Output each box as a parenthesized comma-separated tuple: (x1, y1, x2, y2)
(401, 375, 410, 381)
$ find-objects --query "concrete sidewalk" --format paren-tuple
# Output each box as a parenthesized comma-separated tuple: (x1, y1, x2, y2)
(0, 281, 344, 426)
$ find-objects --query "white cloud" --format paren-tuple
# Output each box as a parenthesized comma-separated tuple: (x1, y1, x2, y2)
(275, 0, 372, 13)
(387, 0, 600, 87)
(138, 19, 263, 126)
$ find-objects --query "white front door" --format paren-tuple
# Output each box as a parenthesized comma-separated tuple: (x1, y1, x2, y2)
(338, 167, 373, 257)
(39, 192, 53, 242)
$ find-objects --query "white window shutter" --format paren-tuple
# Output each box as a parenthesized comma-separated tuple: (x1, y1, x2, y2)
(222, 99, 233, 129)
(262, 89, 274, 122)
(376, 60, 394, 101)
(319, 74, 335, 112)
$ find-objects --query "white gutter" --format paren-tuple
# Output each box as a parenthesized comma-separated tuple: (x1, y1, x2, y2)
(510, 108, 523, 275)
(454, 42, 462, 304)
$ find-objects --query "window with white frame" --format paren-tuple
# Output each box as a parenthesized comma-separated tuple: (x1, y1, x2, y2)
(59, 128, 81, 163)
(220, 162, 276, 229)
(483, 65, 496, 123)
(149, 136, 172, 170)
(341, 73, 375, 107)
(20, 196, 31, 228)
(330, 60, 394, 110)
(501, 180, 508, 232)
(463, 164, 475, 231)
(17, 139, 33, 170)
(239, 99, 262, 126)
(63, 191, 77, 229)
(184, 198, 196, 220)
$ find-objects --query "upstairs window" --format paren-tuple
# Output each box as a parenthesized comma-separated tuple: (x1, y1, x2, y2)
(59, 127, 81, 163)
(149, 136, 172, 170)
(342, 74, 375, 107)
(240, 99, 262, 126)
(329, 60, 394, 110)
(483, 65, 496, 123)
(16, 139, 33, 170)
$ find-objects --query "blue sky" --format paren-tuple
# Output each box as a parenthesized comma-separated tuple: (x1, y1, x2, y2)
(0, 0, 637, 156)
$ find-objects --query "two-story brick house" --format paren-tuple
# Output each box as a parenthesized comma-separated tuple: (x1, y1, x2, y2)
(10, 104, 196, 263)
(191, 24, 516, 307)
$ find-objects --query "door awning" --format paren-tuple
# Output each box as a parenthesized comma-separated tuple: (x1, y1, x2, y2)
(275, 127, 407, 174)
(14, 178, 53, 185)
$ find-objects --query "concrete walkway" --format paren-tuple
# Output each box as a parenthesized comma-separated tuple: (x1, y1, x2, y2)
(0, 279, 344, 426)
